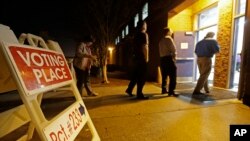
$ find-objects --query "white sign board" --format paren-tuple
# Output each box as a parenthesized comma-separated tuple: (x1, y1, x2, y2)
(43, 103, 87, 141)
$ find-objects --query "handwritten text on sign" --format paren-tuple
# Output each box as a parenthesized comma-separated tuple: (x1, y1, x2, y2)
(44, 103, 86, 141)
(8, 45, 72, 93)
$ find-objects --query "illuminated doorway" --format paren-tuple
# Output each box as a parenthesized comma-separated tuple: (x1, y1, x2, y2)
(230, 0, 246, 90)
(195, 6, 218, 84)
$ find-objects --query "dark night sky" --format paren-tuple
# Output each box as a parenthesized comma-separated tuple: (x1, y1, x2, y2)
(0, 1, 93, 57)
(1, 1, 88, 39)
(1, 0, 146, 57)
(1, 0, 145, 40)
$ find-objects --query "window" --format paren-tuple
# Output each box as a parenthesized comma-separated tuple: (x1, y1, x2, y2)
(235, 0, 246, 15)
(125, 25, 129, 35)
(115, 37, 119, 45)
(198, 6, 218, 29)
(122, 30, 125, 38)
(142, 3, 148, 20)
(134, 13, 139, 27)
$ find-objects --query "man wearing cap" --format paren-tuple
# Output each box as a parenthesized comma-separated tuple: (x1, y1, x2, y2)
(193, 32, 220, 95)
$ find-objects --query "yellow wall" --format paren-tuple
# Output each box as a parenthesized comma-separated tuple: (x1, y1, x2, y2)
(190, 0, 219, 14)
(168, 9, 193, 31)
(168, 0, 219, 31)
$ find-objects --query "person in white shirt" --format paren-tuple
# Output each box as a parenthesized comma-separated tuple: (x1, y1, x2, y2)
(159, 27, 178, 96)
(73, 35, 98, 96)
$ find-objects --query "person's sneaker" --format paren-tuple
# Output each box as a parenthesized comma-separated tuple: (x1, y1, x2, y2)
(205, 90, 210, 94)
(88, 92, 98, 96)
(125, 89, 134, 96)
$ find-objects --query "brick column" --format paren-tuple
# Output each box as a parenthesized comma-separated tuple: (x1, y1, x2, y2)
(213, 0, 233, 88)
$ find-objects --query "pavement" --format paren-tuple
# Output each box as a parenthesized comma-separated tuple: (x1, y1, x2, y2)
(1, 72, 250, 141)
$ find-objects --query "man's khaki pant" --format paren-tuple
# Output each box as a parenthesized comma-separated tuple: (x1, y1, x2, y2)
(193, 57, 212, 93)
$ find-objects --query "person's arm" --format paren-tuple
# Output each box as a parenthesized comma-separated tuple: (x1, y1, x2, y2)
(168, 37, 176, 61)
(143, 33, 149, 62)
(143, 44, 149, 62)
(209, 40, 220, 55)
(214, 41, 220, 53)
(76, 43, 96, 60)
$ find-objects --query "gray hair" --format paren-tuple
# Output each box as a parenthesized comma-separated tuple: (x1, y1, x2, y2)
(205, 32, 215, 38)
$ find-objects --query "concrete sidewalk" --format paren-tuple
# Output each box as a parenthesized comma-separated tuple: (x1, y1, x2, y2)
(79, 78, 250, 141)
(2, 77, 250, 141)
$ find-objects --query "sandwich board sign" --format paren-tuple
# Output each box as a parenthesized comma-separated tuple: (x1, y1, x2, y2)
(0, 42, 100, 141)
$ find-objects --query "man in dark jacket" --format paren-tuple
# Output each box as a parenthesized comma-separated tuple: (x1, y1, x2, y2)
(125, 20, 149, 99)
(193, 32, 220, 95)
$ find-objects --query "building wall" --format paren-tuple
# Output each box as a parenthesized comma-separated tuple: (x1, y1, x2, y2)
(168, 0, 234, 88)
(116, 0, 235, 88)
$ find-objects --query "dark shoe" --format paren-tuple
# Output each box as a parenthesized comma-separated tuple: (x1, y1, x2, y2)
(192, 91, 204, 95)
(87, 92, 98, 96)
(125, 89, 134, 97)
(136, 94, 149, 100)
(137, 96, 149, 100)
(205, 90, 210, 94)
(161, 90, 168, 94)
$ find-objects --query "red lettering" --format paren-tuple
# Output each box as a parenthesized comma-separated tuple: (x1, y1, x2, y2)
(49, 132, 57, 141)
(61, 124, 68, 140)
(57, 130, 65, 141)
(49, 125, 69, 141)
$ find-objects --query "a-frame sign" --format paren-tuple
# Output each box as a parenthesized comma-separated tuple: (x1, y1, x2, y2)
(0, 42, 100, 141)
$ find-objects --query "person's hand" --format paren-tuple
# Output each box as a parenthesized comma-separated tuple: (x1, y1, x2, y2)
(91, 55, 97, 61)
(145, 56, 149, 63)
(172, 57, 176, 62)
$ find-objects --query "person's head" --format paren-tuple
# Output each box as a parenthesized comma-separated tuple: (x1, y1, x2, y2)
(204, 32, 215, 39)
(163, 27, 173, 36)
(137, 20, 147, 32)
(82, 35, 95, 47)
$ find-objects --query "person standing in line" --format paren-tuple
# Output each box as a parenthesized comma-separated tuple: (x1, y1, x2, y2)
(159, 27, 178, 96)
(125, 20, 149, 99)
(73, 35, 98, 96)
(193, 32, 220, 95)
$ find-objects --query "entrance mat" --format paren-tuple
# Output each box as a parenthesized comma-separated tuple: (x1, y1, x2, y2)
(178, 88, 237, 101)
